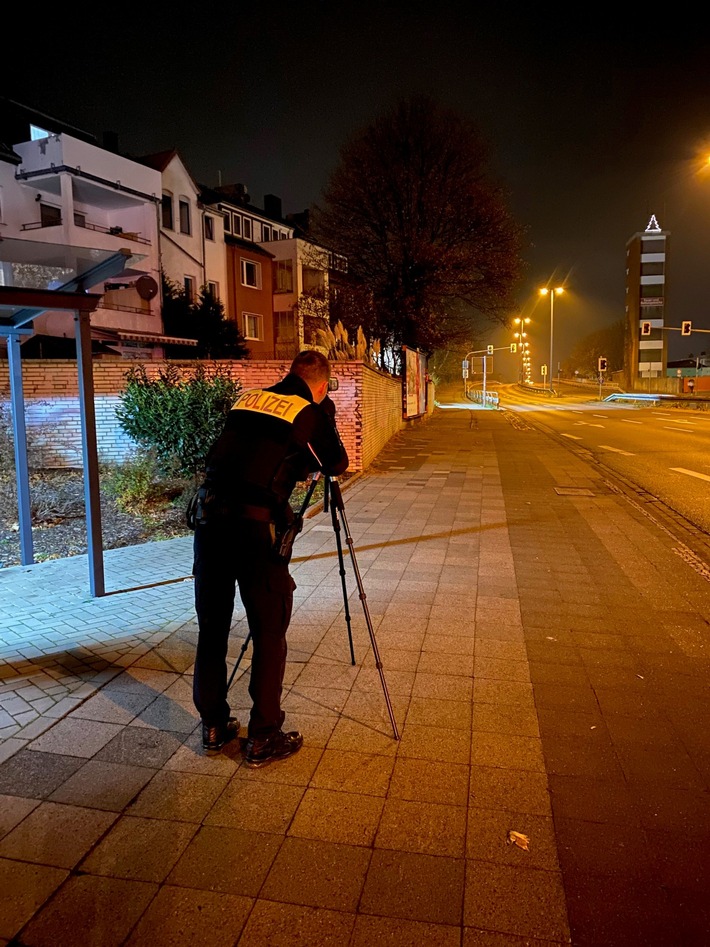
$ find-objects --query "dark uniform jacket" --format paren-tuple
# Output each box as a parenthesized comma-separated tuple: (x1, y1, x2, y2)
(204, 372, 349, 516)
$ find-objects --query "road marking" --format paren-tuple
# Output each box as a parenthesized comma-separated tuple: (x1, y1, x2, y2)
(621, 419, 642, 424)
(670, 467, 710, 483)
(599, 444, 635, 455)
(592, 414, 607, 419)
(663, 426, 693, 433)
(560, 433, 583, 440)
(574, 421, 604, 428)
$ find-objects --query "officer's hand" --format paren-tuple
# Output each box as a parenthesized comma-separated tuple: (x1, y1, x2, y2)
(321, 395, 336, 421)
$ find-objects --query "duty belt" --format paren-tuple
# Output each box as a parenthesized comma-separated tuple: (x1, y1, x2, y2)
(232, 504, 275, 523)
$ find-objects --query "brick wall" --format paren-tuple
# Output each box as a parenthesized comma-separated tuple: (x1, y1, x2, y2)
(0, 358, 405, 473)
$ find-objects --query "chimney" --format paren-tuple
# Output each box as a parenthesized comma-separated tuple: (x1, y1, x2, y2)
(263, 194, 282, 220)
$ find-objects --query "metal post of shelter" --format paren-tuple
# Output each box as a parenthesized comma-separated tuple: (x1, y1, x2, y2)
(7, 332, 33, 563)
(74, 308, 105, 597)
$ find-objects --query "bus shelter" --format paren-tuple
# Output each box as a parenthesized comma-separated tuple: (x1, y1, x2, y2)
(0, 237, 146, 596)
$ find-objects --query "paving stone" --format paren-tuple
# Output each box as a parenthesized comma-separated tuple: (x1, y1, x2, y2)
(0, 802, 116, 868)
(238, 900, 354, 947)
(360, 849, 464, 925)
(0, 749, 85, 799)
(260, 837, 370, 912)
(167, 825, 282, 896)
(18, 873, 157, 947)
(0, 857, 68, 941)
(124, 885, 252, 946)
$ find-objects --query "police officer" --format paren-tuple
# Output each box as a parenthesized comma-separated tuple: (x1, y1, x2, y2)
(192, 349, 349, 766)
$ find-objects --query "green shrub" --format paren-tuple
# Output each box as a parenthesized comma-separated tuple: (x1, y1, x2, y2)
(115, 362, 241, 478)
(102, 452, 162, 513)
(0, 403, 14, 477)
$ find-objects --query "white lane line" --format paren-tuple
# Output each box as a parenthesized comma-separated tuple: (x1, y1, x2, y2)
(599, 444, 635, 455)
(663, 426, 694, 433)
(574, 421, 604, 428)
(621, 419, 642, 424)
(670, 467, 710, 483)
(592, 414, 607, 419)
(561, 433, 583, 440)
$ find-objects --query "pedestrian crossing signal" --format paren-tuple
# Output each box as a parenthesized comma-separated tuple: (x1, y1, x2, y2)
(641, 322, 652, 336)
(681, 321, 692, 336)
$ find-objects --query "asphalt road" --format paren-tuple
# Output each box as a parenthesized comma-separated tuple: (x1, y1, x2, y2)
(485, 381, 710, 536)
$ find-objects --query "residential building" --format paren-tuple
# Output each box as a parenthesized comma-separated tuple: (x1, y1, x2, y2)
(225, 237, 276, 358)
(198, 184, 295, 356)
(137, 150, 227, 311)
(0, 98, 192, 358)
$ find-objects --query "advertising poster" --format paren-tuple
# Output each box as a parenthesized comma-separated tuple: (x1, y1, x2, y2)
(403, 346, 428, 419)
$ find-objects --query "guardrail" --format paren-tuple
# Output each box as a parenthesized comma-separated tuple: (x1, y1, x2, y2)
(467, 389, 499, 407)
(603, 392, 664, 404)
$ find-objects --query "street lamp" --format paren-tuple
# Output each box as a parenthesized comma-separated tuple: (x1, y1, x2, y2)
(539, 286, 564, 390)
(513, 317, 530, 383)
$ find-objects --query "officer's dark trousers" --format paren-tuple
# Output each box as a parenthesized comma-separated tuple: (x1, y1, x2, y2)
(192, 516, 295, 739)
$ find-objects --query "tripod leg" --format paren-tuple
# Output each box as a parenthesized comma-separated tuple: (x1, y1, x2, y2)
(227, 631, 251, 692)
(330, 494, 356, 665)
(329, 480, 399, 740)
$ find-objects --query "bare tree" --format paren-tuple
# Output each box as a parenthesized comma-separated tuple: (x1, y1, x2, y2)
(311, 95, 525, 357)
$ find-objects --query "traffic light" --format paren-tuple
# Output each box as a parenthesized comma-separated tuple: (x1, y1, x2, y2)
(598, 356, 608, 372)
(641, 321, 652, 336)
(681, 320, 692, 336)
(510, 343, 517, 353)
(487, 344, 494, 355)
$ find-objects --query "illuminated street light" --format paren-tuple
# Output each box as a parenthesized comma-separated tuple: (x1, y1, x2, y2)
(512, 316, 531, 383)
(539, 287, 564, 390)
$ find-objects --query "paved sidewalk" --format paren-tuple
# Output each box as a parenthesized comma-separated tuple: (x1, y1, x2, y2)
(1, 384, 709, 946)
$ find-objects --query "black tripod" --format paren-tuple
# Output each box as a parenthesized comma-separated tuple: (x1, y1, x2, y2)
(227, 473, 400, 740)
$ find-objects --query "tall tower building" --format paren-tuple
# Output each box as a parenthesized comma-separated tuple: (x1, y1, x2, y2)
(625, 215, 669, 388)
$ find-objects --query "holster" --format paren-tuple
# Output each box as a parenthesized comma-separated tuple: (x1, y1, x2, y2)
(274, 506, 303, 562)
(186, 484, 215, 529)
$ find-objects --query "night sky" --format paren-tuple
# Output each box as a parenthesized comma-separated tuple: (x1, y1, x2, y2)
(8, 4, 710, 363)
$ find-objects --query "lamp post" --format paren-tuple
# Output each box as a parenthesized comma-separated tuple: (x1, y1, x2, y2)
(539, 286, 564, 390)
(513, 317, 530, 383)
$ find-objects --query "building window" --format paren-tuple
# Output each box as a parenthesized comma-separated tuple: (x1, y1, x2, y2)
(273, 260, 293, 293)
(243, 217, 252, 240)
(240, 259, 261, 288)
(220, 207, 231, 234)
(184, 276, 195, 301)
(233, 215, 242, 237)
(179, 199, 191, 235)
(207, 281, 219, 299)
(243, 312, 262, 340)
(73, 211, 86, 227)
(263, 224, 271, 241)
(40, 203, 61, 227)
(161, 194, 174, 229)
(204, 216, 215, 240)
(30, 124, 51, 141)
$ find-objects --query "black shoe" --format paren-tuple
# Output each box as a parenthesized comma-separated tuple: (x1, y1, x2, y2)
(202, 717, 240, 752)
(244, 730, 303, 768)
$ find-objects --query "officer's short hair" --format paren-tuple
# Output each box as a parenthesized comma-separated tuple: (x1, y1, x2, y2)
(290, 350, 331, 385)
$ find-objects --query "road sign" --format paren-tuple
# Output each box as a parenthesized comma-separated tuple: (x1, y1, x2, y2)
(487, 344, 494, 355)
(598, 356, 608, 372)
(541, 365, 548, 376)
(641, 321, 652, 336)
(510, 343, 517, 353)
(681, 321, 692, 336)
(462, 359, 469, 370)
(462, 368, 469, 379)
